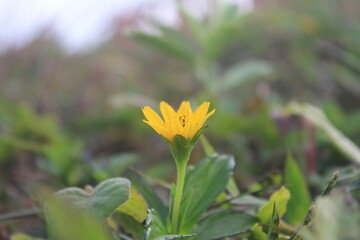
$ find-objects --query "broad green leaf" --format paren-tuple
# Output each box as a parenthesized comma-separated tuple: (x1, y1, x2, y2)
(257, 187, 290, 224)
(200, 137, 239, 196)
(116, 213, 145, 239)
(250, 224, 267, 240)
(45, 198, 112, 240)
(117, 187, 148, 222)
(89, 177, 130, 221)
(286, 102, 360, 164)
(128, 171, 168, 223)
(54, 177, 130, 222)
(180, 154, 235, 232)
(223, 60, 273, 91)
(285, 154, 311, 224)
(54, 187, 89, 211)
(193, 210, 257, 240)
(146, 209, 189, 240)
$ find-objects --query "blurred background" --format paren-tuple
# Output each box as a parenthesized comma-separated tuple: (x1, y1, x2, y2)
(1, 0, 360, 238)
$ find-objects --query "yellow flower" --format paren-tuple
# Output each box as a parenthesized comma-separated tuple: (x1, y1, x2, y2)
(142, 101, 215, 142)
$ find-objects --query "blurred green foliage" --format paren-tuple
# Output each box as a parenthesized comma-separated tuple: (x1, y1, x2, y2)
(0, 0, 360, 239)
(0, 99, 83, 184)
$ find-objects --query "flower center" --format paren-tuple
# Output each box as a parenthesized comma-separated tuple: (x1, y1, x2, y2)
(179, 115, 187, 127)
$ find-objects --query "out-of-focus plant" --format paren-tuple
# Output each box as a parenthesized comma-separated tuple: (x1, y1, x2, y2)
(243, 0, 360, 101)
(299, 193, 360, 240)
(1, 0, 360, 238)
(45, 177, 130, 240)
(34, 135, 350, 240)
(132, 1, 274, 96)
(89, 154, 138, 182)
(0, 99, 139, 186)
(20, 100, 355, 240)
(129, 0, 360, 179)
(286, 102, 360, 165)
(0, 99, 83, 185)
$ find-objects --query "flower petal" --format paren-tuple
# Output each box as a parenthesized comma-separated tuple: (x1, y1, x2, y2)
(197, 108, 215, 127)
(160, 101, 177, 123)
(142, 106, 165, 126)
(165, 118, 182, 140)
(143, 120, 171, 140)
(177, 101, 192, 117)
(191, 102, 210, 122)
(206, 108, 216, 118)
(181, 121, 197, 139)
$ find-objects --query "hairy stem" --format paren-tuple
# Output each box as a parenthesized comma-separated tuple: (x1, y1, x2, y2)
(171, 162, 187, 233)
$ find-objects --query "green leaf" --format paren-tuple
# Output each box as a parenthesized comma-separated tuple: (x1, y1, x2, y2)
(90, 178, 130, 221)
(146, 209, 194, 240)
(223, 60, 273, 91)
(285, 154, 311, 225)
(200, 136, 216, 157)
(257, 187, 290, 224)
(226, 177, 240, 196)
(54, 187, 89, 210)
(117, 187, 148, 222)
(45, 197, 112, 240)
(180, 154, 235, 232)
(116, 213, 145, 239)
(193, 210, 257, 240)
(129, 171, 168, 223)
(250, 224, 267, 240)
(54, 177, 130, 222)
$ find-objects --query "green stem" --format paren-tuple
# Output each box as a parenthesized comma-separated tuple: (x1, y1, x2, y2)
(171, 162, 187, 233)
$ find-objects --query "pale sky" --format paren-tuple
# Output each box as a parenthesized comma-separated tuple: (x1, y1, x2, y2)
(0, 0, 252, 53)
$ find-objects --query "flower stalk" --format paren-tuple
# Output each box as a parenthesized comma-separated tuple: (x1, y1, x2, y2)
(171, 159, 187, 233)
